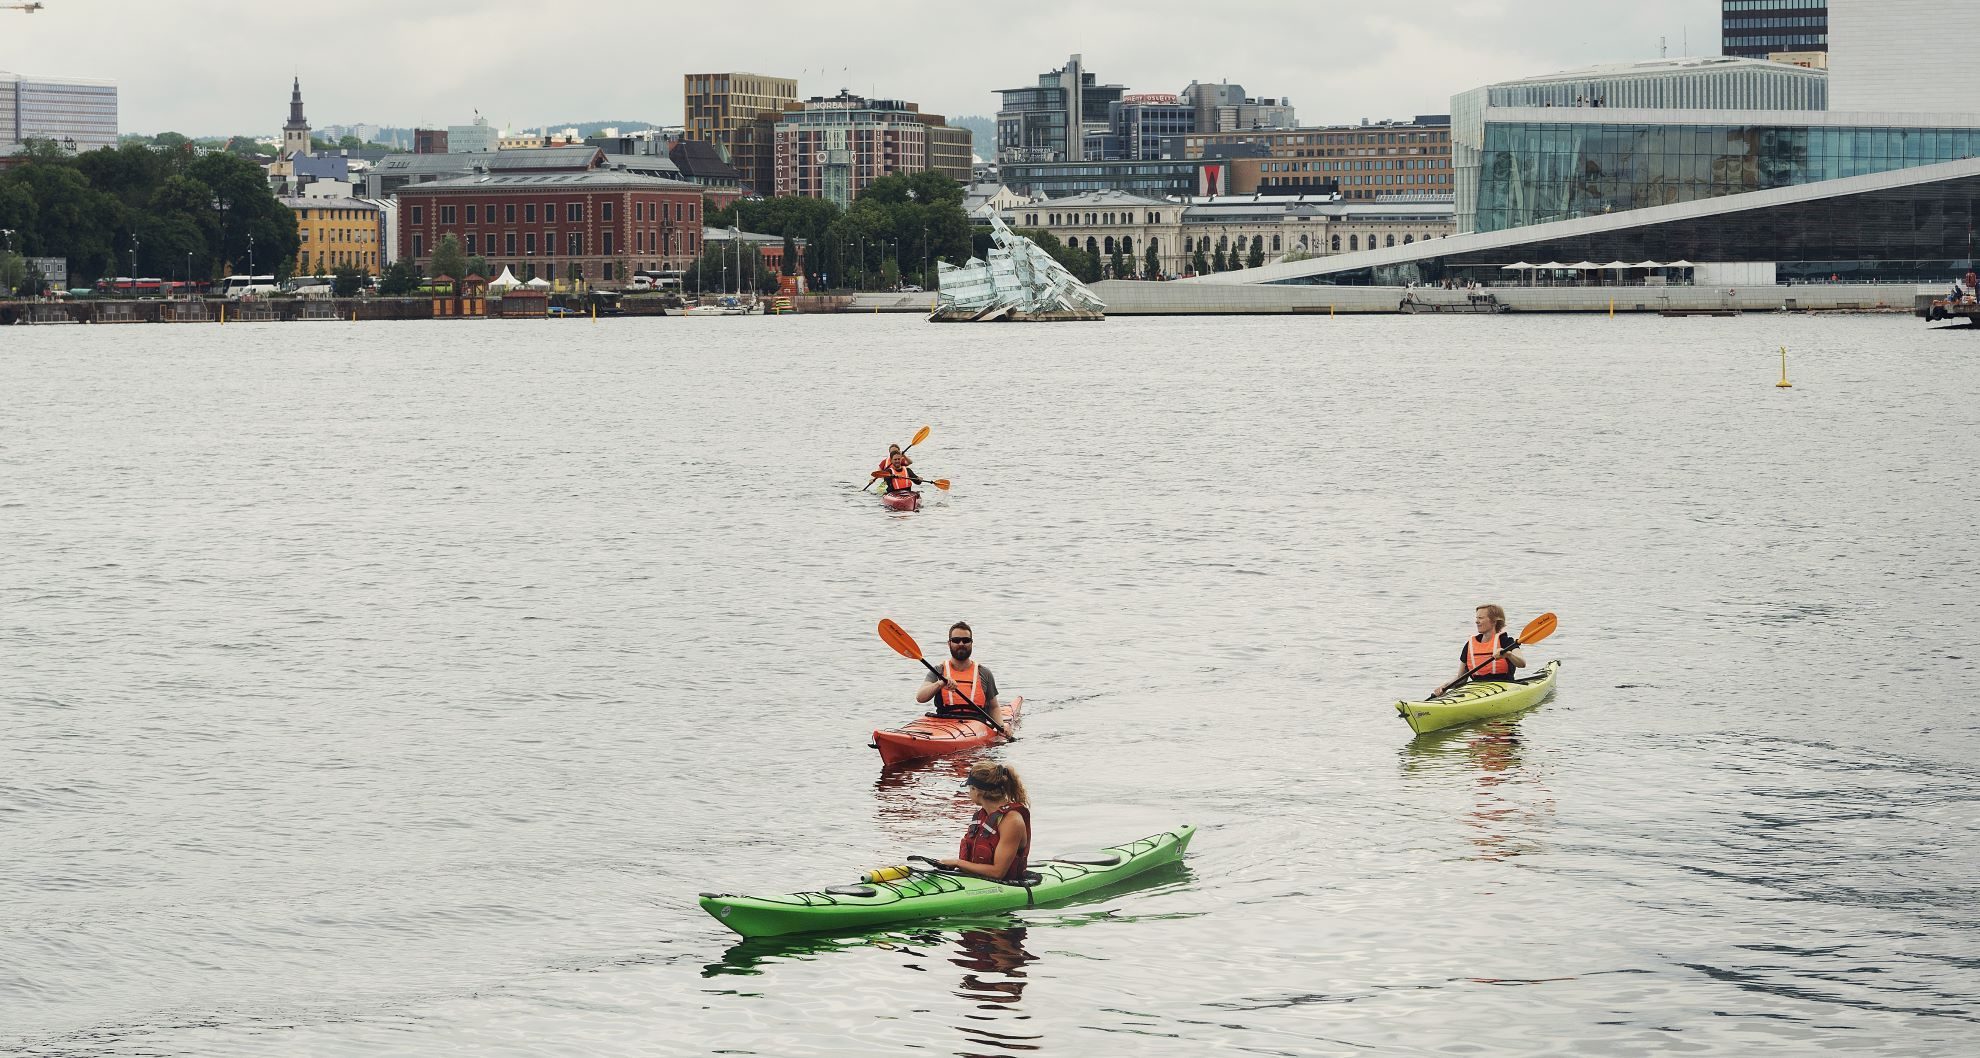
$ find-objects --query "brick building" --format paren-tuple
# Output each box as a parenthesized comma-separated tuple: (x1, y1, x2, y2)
(395, 170, 705, 288)
(773, 91, 973, 207)
(1175, 116, 1453, 201)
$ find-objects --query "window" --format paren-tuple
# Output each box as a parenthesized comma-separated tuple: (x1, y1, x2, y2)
(466, 233, 478, 254)
(604, 263, 614, 280)
(602, 232, 613, 255)
(505, 204, 516, 223)
(466, 204, 477, 223)
(410, 205, 423, 224)
(569, 203, 584, 222)
(545, 232, 557, 257)
(412, 233, 423, 257)
(569, 232, 583, 256)
(525, 233, 536, 255)
(505, 233, 517, 255)
(440, 206, 455, 224)
(524, 204, 536, 222)
(601, 201, 613, 221)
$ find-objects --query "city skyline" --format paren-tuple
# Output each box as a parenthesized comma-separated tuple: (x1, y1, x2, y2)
(1, 0, 1723, 137)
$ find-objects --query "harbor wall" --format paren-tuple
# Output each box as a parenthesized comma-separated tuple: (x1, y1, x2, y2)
(1090, 281, 1931, 316)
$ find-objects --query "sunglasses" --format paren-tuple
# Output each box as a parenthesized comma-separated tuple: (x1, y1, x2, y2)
(949, 637, 972, 644)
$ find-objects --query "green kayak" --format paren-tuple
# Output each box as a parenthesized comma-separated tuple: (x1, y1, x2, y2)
(1396, 660, 1561, 735)
(699, 825, 1195, 939)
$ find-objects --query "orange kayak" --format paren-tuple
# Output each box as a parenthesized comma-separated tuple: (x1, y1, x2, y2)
(880, 490, 921, 512)
(873, 697, 1023, 766)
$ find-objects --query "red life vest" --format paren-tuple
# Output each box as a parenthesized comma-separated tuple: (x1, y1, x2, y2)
(1465, 631, 1515, 681)
(958, 802, 1030, 880)
(878, 458, 913, 492)
(936, 658, 987, 715)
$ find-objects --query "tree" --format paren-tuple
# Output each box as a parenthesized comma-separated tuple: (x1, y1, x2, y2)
(378, 259, 422, 296)
(0, 251, 29, 296)
(1145, 243, 1161, 280)
(337, 135, 364, 152)
(465, 255, 491, 280)
(781, 229, 797, 275)
(1212, 247, 1227, 272)
(1247, 235, 1265, 269)
(1190, 247, 1208, 276)
(1109, 248, 1127, 280)
(330, 266, 366, 297)
(429, 233, 467, 284)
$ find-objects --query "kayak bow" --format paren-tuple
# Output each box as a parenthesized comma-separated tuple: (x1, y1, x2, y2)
(873, 696, 1023, 766)
(1395, 660, 1560, 735)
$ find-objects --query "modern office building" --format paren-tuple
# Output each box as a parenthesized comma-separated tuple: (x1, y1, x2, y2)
(771, 92, 971, 207)
(395, 169, 705, 286)
(1172, 116, 1453, 201)
(447, 116, 498, 154)
(1110, 95, 1195, 161)
(996, 54, 1125, 163)
(1722, 1, 1828, 58)
(684, 71, 798, 194)
(1452, 57, 1832, 231)
(1179, 80, 1297, 133)
(1000, 157, 1213, 200)
(0, 71, 118, 157)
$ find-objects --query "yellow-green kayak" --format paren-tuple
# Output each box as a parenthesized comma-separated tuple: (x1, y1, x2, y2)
(1396, 660, 1560, 735)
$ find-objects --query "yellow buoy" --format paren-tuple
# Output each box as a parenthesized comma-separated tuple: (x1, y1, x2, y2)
(1609, 298, 1615, 319)
(1776, 345, 1793, 388)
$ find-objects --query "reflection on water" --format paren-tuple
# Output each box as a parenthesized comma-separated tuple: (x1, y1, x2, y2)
(873, 754, 979, 842)
(1401, 721, 1556, 862)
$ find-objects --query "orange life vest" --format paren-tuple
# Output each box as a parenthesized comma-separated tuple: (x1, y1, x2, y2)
(878, 458, 913, 492)
(1465, 631, 1515, 681)
(959, 802, 1030, 881)
(936, 658, 987, 716)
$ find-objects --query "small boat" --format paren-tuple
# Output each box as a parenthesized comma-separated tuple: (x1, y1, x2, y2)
(1394, 660, 1560, 735)
(698, 824, 1194, 938)
(873, 697, 1022, 767)
(879, 489, 921, 512)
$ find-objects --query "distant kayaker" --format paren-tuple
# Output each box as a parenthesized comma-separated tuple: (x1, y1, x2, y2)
(874, 447, 919, 493)
(939, 761, 1031, 882)
(1435, 604, 1527, 696)
(916, 621, 999, 718)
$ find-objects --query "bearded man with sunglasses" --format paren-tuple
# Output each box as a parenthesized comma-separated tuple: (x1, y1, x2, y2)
(914, 621, 1001, 719)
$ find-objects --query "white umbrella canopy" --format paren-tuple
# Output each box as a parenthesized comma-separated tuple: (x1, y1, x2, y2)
(1600, 260, 1633, 269)
(1568, 261, 1601, 270)
(1631, 261, 1664, 269)
(1667, 259, 1697, 268)
(523, 277, 551, 289)
(1535, 262, 1568, 269)
(1501, 262, 1535, 269)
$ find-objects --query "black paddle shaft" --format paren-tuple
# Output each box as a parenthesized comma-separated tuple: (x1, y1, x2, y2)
(1446, 636, 1526, 691)
(918, 658, 1014, 740)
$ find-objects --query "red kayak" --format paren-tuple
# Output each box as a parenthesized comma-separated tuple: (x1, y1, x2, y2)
(880, 489, 921, 512)
(873, 697, 1023, 767)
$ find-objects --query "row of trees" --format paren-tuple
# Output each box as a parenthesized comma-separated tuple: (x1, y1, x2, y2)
(0, 139, 301, 290)
(708, 171, 973, 292)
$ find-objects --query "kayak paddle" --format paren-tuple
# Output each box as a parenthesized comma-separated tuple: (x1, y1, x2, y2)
(867, 472, 952, 491)
(877, 618, 1015, 740)
(863, 426, 932, 491)
(1432, 611, 1558, 698)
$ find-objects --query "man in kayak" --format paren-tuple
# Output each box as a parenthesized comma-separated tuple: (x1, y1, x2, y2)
(939, 761, 1031, 881)
(915, 621, 999, 719)
(873, 446, 920, 494)
(1435, 604, 1528, 696)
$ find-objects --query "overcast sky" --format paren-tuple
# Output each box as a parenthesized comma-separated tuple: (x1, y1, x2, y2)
(3, 0, 1722, 136)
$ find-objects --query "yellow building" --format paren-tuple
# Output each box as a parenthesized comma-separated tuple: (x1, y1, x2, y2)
(685, 71, 797, 193)
(286, 196, 384, 276)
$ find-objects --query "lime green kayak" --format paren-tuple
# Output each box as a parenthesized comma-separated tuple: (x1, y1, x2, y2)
(699, 825, 1195, 939)
(1396, 660, 1560, 735)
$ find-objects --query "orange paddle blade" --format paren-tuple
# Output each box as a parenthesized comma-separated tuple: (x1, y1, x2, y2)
(878, 619, 924, 661)
(870, 469, 886, 478)
(909, 425, 931, 447)
(1516, 612, 1559, 646)
(930, 479, 951, 491)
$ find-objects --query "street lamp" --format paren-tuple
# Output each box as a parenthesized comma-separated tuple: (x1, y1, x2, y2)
(923, 226, 930, 290)
(129, 233, 139, 290)
(185, 251, 193, 296)
(247, 232, 255, 278)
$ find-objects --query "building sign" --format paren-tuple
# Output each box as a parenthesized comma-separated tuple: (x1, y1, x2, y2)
(1198, 165, 1227, 197)
(1122, 94, 1180, 105)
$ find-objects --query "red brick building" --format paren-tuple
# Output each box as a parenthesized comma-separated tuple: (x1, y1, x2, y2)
(395, 170, 705, 287)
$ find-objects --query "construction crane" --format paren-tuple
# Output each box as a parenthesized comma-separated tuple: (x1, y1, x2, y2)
(3, 3, 48, 11)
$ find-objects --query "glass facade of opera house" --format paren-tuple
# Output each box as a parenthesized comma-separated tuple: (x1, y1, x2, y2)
(1475, 120, 1980, 232)
(1281, 172, 1980, 287)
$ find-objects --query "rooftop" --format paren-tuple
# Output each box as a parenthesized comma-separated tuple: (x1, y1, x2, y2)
(1489, 56, 1825, 87)
(401, 170, 701, 192)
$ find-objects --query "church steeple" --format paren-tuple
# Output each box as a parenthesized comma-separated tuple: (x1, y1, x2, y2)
(282, 77, 311, 158)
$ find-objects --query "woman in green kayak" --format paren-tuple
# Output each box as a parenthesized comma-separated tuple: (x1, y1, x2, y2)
(1435, 604, 1528, 696)
(940, 762, 1031, 882)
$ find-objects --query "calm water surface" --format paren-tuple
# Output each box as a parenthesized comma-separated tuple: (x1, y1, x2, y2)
(3, 312, 1977, 1056)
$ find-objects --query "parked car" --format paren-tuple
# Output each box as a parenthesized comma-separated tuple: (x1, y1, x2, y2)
(546, 305, 581, 317)
(896, 284, 924, 293)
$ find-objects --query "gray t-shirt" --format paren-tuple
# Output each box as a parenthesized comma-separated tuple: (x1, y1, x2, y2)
(924, 665, 997, 708)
